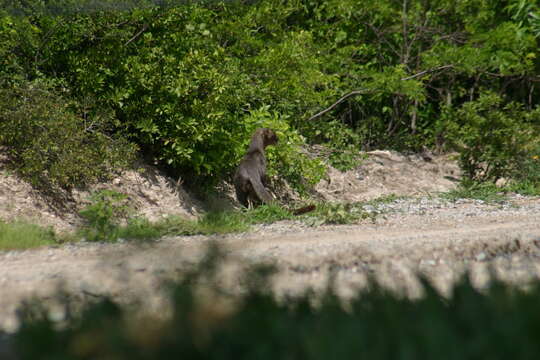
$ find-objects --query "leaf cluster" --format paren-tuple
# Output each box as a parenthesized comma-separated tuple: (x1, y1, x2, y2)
(1, 0, 539, 193)
(442, 93, 540, 183)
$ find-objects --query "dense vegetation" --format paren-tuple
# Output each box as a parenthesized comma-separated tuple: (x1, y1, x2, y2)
(11, 251, 540, 359)
(0, 0, 539, 192)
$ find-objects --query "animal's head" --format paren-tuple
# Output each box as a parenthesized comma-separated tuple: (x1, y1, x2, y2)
(259, 128, 278, 147)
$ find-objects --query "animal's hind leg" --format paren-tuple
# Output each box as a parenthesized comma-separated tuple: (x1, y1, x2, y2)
(235, 183, 249, 208)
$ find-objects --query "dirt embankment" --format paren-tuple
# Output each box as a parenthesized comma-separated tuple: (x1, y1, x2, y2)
(0, 150, 539, 333)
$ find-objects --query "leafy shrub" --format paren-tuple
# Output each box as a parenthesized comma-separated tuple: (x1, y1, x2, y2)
(1, 0, 539, 192)
(0, 81, 137, 190)
(443, 93, 540, 183)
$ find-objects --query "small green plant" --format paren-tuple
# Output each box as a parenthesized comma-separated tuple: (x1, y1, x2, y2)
(364, 193, 406, 206)
(155, 212, 248, 237)
(79, 190, 130, 242)
(328, 147, 365, 172)
(506, 149, 540, 196)
(306, 202, 372, 226)
(116, 217, 162, 241)
(506, 180, 540, 196)
(0, 220, 57, 250)
(198, 211, 249, 234)
(441, 181, 507, 203)
(151, 215, 202, 237)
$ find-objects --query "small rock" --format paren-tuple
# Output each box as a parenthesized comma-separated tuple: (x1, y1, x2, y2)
(421, 259, 437, 266)
(476, 252, 487, 261)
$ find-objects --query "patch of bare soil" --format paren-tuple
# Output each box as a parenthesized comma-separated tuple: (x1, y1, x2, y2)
(315, 150, 460, 201)
(0, 159, 200, 232)
(1, 150, 540, 333)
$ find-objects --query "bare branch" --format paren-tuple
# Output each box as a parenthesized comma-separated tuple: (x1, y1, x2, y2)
(124, 23, 149, 46)
(307, 89, 372, 121)
(307, 65, 454, 121)
(400, 64, 454, 81)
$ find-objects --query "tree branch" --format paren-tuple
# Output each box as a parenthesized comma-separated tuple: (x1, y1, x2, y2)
(307, 89, 372, 121)
(124, 23, 149, 46)
(307, 65, 454, 121)
(400, 64, 454, 81)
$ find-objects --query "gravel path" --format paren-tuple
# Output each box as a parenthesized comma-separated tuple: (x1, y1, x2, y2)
(1, 195, 540, 332)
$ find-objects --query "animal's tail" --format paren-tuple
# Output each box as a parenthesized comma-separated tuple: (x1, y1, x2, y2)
(292, 204, 316, 215)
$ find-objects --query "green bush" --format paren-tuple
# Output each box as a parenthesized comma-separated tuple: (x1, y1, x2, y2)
(0, 81, 137, 190)
(443, 93, 540, 183)
(1, 0, 539, 191)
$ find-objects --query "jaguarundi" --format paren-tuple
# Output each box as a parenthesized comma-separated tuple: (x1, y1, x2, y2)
(234, 128, 278, 207)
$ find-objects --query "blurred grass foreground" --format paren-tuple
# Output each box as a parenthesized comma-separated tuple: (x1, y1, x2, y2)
(10, 246, 540, 360)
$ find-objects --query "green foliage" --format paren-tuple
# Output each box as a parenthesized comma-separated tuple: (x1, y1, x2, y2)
(147, 215, 203, 237)
(1, 0, 539, 192)
(0, 220, 57, 250)
(506, 0, 540, 38)
(14, 254, 540, 360)
(79, 190, 131, 242)
(441, 181, 508, 204)
(78, 201, 297, 242)
(508, 143, 540, 194)
(306, 202, 373, 226)
(506, 180, 540, 197)
(0, 81, 137, 190)
(442, 93, 540, 183)
(242, 203, 294, 224)
(197, 211, 249, 234)
(115, 217, 162, 240)
(105, 212, 249, 239)
(364, 193, 406, 206)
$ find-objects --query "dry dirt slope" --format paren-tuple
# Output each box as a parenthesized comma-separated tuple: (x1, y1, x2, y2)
(0, 150, 459, 232)
(0, 151, 539, 333)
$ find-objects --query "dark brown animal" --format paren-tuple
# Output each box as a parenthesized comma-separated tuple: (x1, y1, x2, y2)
(234, 128, 278, 207)
(292, 204, 316, 215)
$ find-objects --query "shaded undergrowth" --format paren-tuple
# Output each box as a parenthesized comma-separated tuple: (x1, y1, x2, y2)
(12, 247, 540, 360)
